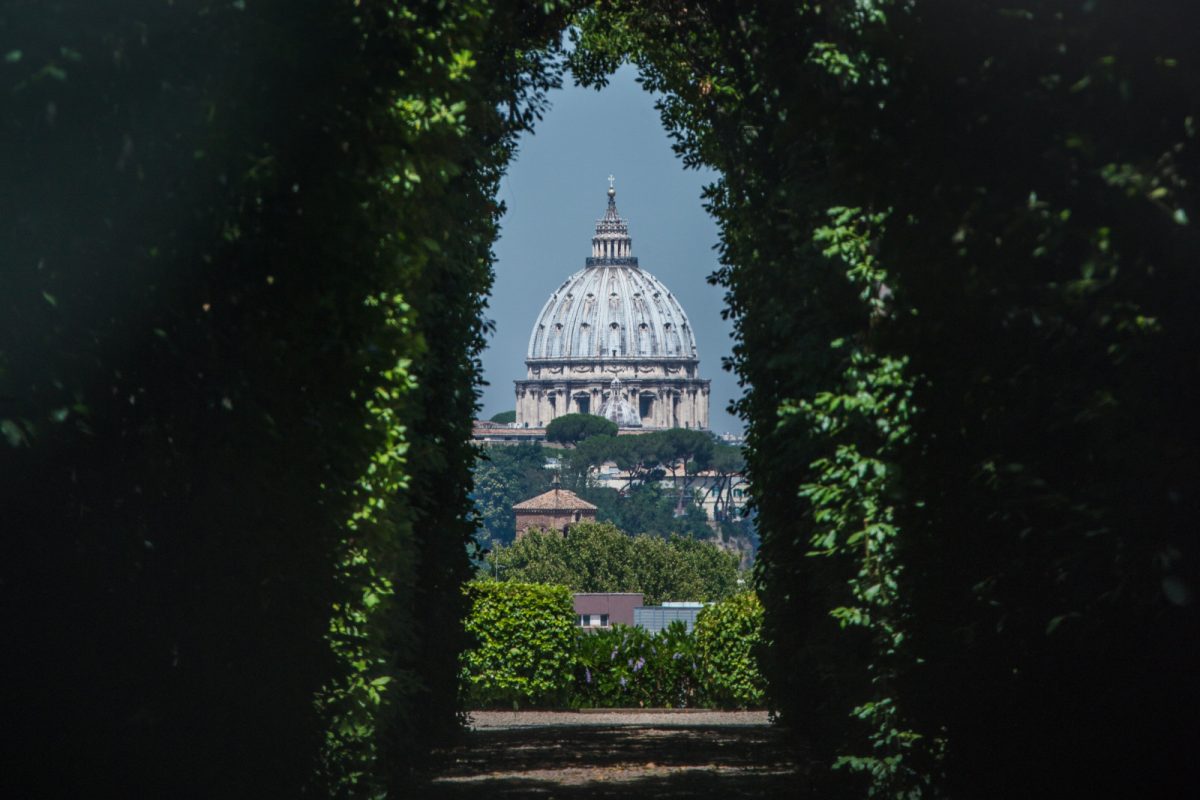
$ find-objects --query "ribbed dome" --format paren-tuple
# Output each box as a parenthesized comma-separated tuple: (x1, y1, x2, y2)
(598, 379, 642, 428)
(527, 186, 698, 362)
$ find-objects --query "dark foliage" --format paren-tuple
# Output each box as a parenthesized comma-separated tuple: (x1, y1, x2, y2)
(0, 1, 571, 796)
(572, 1, 1200, 796)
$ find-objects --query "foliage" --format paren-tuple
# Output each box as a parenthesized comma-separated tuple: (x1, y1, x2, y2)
(472, 443, 553, 545)
(544, 412, 618, 445)
(581, 482, 714, 541)
(698, 442, 746, 522)
(572, 1, 1200, 796)
(565, 427, 713, 489)
(0, 1, 571, 796)
(488, 521, 739, 605)
(460, 581, 577, 708)
(470, 434, 719, 547)
(462, 592, 763, 710)
(694, 593, 767, 709)
(573, 621, 701, 708)
(489, 409, 517, 424)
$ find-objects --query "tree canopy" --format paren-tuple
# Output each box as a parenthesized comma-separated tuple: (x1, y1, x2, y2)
(544, 412, 618, 445)
(487, 521, 740, 605)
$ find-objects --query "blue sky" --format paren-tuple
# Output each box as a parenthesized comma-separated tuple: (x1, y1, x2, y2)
(482, 65, 741, 434)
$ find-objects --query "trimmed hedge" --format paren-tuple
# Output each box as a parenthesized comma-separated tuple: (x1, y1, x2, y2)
(461, 584, 765, 709)
(695, 593, 767, 709)
(461, 581, 577, 708)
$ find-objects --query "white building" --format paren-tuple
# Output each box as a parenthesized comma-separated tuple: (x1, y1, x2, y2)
(515, 182, 711, 430)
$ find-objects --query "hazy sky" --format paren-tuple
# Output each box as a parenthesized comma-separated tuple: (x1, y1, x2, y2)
(482, 65, 742, 433)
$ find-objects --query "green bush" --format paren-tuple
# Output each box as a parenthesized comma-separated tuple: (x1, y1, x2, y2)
(573, 622, 700, 708)
(694, 593, 767, 709)
(489, 522, 740, 604)
(461, 581, 576, 708)
(461, 585, 762, 709)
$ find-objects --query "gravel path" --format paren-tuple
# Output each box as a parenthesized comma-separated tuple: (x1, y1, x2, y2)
(421, 710, 807, 799)
(469, 709, 772, 729)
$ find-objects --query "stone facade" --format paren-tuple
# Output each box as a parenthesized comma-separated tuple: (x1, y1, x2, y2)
(515, 182, 711, 430)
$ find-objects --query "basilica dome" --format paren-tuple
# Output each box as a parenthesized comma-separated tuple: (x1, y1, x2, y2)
(526, 198, 699, 361)
(515, 183, 710, 431)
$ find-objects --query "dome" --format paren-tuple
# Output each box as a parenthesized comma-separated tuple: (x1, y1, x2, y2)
(598, 379, 642, 428)
(514, 180, 712, 432)
(526, 186, 698, 362)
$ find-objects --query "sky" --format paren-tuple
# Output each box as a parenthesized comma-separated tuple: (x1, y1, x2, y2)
(482, 65, 742, 434)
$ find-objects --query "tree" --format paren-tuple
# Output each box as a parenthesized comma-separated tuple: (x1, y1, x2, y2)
(472, 444, 553, 545)
(653, 428, 714, 513)
(544, 412, 618, 445)
(489, 410, 517, 424)
(698, 444, 745, 522)
(694, 593, 766, 709)
(490, 521, 739, 605)
(583, 481, 713, 541)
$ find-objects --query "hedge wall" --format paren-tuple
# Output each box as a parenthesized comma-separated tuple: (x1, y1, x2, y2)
(571, 1, 1200, 796)
(461, 581, 577, 708)
(462, 585, 765, 709)
(0, 2, 570, 796)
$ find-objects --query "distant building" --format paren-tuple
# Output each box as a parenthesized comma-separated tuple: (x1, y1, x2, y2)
(471, 420, 549, 446)
(512, 482, 597, 540)
(573, 592, 643, 629)
(634, 602, 707, 634)
(515, 182, 710, 430)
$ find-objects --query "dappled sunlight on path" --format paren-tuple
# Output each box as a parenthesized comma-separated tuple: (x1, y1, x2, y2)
(421, 711, 806, 799)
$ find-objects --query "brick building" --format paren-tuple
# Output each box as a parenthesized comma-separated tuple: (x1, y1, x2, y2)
(512, 484, 597, 540)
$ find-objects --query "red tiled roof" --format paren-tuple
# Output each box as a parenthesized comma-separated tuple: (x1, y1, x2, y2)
(512, 488, 598, 511)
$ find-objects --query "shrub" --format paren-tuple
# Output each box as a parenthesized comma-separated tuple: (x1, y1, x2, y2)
(695, 593, 767, 708)
(461, 581, 576, 708)
(491, 522, 740, 604)
(573, 622, 700, 708)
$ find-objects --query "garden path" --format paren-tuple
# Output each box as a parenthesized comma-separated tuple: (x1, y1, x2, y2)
(420, 710, 807, 799)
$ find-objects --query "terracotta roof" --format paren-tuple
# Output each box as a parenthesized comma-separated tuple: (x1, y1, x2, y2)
(512, 487, 598, 512)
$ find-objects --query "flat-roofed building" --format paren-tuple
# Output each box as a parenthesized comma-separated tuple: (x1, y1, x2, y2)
(573, 592, 643, 629)
(634, 601, 707, 633)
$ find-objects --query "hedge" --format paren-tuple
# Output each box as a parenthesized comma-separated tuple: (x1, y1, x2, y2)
(461, 581, 577, 708)
(461, 584, 765, 709)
